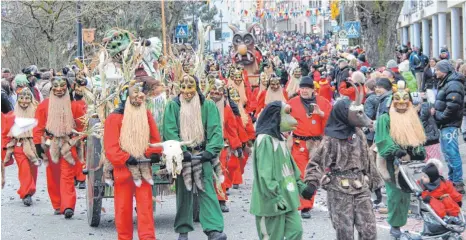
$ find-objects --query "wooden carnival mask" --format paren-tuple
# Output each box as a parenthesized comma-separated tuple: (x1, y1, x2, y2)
(51, 77, 68, 98)
(180, 74, 197, 102)
(17, 88, 33, 109)
(208, 79, 225, 103)
(392, 81, 411, 113)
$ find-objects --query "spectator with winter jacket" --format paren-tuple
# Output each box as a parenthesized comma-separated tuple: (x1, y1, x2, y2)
(363, 79, 378, 143)
(411, 92, 441, 160)
(422, 58, 439, 104)
(334, 59, 350, 92)
(375, 78, 393, 118)
(460, 64, 466, 142)
(399, 60, 418, 92)
(386, 59, 405, 83)
(432, 60, 465, 193)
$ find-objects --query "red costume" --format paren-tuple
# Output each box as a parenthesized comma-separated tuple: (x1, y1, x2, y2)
(287, 95, 331, 210)
(421, 180, 462, 218)
(33, 99, 85, 213)
(254, 89, 289, 118)
(2, 113, 15, 166)
(104, 110, 162, 240)
(317, 80, 334, 103)
(216, 103, 242, 200)
(338, 82, 365, 102)
(72, 99, 87, 183)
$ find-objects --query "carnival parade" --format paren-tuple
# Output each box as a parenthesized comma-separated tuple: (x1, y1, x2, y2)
(1, 0, 466, 239)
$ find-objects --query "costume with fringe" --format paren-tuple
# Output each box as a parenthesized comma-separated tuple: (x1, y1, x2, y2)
(103, 108, 162, 240)
(33, 98, 85, 213)
(163, 94, 224, 234)
(375, 113, 426, 227)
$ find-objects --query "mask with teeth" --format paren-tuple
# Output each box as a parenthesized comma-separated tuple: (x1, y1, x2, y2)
(17, 88, 33, 109)
(392, 81, 411, 113)
(208, 79, 225, 103)
(102, 29, 133, 63)
(232, 69, 243, 86)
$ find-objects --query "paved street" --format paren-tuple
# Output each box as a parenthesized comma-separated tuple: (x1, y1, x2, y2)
(1, 141, 465, 240)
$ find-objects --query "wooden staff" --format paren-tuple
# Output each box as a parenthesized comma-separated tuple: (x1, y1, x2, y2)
(161, 0, 167, 56)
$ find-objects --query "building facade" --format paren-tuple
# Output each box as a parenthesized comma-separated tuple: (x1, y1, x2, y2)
(397, 0, 466, 59)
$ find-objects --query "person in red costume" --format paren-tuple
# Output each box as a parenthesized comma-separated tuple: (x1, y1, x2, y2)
(2, 113, 37, 189)
(227, 86, 254, 189)
(227, 67, 255, 114)
(419, 159, 462, 221)
(71, 75, 88, 189)
(104, 82, 162, 240)
(287, 76, 331, 219)
(33, 76, 85, 218)
(317, 73, 334, 103)
(255, 74, 288, 118)
(4, 88, 40, 206)
(338, 71, 366, 102)
(208, 79, 243, 212)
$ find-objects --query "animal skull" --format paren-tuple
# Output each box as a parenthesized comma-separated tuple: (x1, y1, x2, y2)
(149, 140, 192, 179)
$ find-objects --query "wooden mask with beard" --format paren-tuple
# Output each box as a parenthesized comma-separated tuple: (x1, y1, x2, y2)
(179, 74, 197, 102)
(208, 79, 225, 103)
(17, 88, 33, 109)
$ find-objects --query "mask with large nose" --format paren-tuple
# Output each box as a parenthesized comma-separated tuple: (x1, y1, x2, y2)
(346, 81, 372, 128)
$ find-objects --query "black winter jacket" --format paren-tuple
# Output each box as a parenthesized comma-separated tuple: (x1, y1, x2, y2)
(419, 102, 440, 146)
(364, 92, 379, 141)
(422, 67, 438, 91)
(376, 90, 393, 119)
(433, 72, 465, 129)
(335, 66, 350, 89)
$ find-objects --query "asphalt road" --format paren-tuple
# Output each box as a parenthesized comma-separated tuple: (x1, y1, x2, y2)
(2, 141, 465, 240)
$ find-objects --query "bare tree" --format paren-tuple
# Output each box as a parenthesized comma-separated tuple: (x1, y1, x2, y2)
(353, 0, 404, 67)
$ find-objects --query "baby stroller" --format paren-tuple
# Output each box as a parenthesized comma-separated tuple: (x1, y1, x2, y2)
(396, 160, 466, 240)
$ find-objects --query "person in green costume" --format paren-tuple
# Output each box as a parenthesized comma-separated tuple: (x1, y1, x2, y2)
(375, 81, 427, 238)
(250, 101, 314, 240)
(163, 73, 226, 240)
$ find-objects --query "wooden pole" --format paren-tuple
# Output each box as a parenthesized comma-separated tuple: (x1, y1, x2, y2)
(161, 0, 167, 56)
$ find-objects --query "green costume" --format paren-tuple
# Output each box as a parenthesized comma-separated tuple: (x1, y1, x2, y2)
(250, 134, 306, 240)
(163, 96, 224, 234)
(375, 113, 426, 227)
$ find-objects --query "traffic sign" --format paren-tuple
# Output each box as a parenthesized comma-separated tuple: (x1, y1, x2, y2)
(310, 15, 317, 25)
(338, 30, 347, 38)
(175, 25, 188, 39)
(221, 32, 230, 39)
(339, 38, 349, 46)
(344, 21, 361, 38)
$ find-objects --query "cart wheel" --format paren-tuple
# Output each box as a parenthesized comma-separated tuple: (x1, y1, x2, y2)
(86, 118, 104, 227)
(193, 193, 200, 222)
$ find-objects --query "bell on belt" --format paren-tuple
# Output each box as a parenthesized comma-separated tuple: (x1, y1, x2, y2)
(352, 179, 363, 189)
(45, 139, 51, 146)
(340, 179, 350, 189)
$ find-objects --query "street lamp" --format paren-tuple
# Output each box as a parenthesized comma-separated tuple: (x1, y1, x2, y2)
(219, 10, 223, 54)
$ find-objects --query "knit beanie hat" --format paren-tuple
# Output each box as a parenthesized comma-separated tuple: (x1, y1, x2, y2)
(386, 59, 398, 69)
(435, 60, 454, 73)
(351, 71, 366, 84)
(299, 76, 314, 88)
(422, 162, 440, 183)
(376, 78, 392, 91)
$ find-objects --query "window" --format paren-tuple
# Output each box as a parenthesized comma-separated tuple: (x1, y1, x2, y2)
(215, 28, 222, 41)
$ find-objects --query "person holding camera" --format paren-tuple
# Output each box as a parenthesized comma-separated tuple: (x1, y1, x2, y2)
(286, 76, 331, 219)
